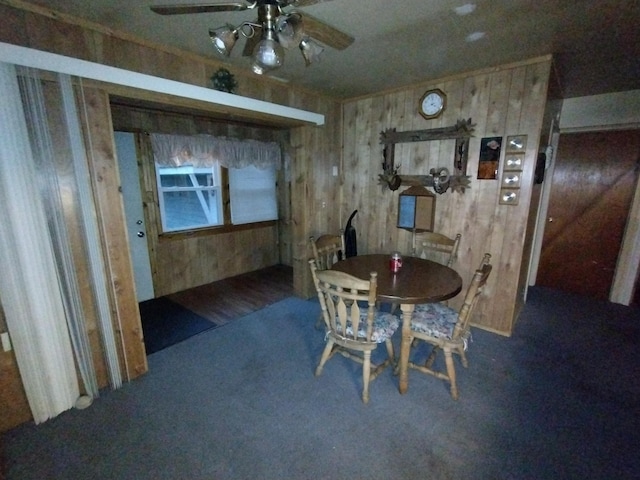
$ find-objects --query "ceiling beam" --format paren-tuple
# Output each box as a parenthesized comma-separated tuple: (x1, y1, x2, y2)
(0, 42, 325, 127)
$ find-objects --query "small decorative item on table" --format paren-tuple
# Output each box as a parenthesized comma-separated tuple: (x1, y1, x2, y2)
(389, 252, 403, 273)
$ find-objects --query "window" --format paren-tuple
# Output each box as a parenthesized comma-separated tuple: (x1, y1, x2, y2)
(229, 165, 278, 225)
(150, 133, 281, 233)
(156, 164, 223, 232)
(156, 163, 278, 232)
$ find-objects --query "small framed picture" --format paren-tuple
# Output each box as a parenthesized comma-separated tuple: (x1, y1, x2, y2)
(477, 136, 502, 180)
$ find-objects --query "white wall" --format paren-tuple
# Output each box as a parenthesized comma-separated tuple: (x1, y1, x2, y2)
(560, 90, 640, 132)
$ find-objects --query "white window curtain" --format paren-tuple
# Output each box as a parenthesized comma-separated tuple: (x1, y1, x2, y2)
(150, 133, 283, 170)
(18, 67, 102, 401)
(0, 62, 80, 423)
(0, 63, 122, 423)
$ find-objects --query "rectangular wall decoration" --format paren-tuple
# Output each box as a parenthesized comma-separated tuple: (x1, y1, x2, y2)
(504, 153, 525, 171)
(477, 136, 503, 180)
(506, 135, 527, 152)
(499, 189, 520, 205)
(501, 172, 522, 188)
(499, 134, 528, 206)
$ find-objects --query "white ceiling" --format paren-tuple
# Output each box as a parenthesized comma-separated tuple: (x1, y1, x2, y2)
(27, 0, 640, 99)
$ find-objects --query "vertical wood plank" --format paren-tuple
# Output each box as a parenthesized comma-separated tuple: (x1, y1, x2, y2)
(80, 87, 148, 380)
(0, 305, 31, 431)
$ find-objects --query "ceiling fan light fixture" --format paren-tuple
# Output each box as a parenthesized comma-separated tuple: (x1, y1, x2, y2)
(209, 25, 238, 56)
(252, 29, 285, 74)
(300, 37, 324, 66)
(151, 2, 355, 74)
(276, 13, 305, 49)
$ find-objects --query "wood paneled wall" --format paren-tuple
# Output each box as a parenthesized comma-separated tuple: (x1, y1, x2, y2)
(79, 87, 148, 382)
(0, 0, 341, 430)
(0, 305, 30, 431)
(0, 0, 344, 294)
(0, 0, 552, 432)
(111, 105, 290, 296)
(342, 58, 553, 335)
(291, 98, 345, 296)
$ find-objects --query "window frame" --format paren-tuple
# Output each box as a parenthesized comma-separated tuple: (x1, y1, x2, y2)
(228, 164, 278, 226)
(155, 163, 224, 233)
(154, 162, 279, 237)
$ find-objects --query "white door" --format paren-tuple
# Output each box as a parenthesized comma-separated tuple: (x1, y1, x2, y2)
(114, 131, 155, 302)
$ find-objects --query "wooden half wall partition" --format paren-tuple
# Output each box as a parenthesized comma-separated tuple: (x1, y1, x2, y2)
(79, 87, 148, 382)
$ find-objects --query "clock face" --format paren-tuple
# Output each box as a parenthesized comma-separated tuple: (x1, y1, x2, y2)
(423, 93, 442, 114)
(419, 89, 446, 119)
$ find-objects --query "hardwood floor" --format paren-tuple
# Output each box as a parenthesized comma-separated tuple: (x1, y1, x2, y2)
(167, 264, 294, 325)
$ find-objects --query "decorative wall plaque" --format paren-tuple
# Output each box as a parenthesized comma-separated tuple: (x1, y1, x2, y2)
(499, 134, 528, 206)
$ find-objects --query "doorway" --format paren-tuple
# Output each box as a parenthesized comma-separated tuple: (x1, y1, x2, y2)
(114, 131, 155, 302)
(536, 130, 640, 300)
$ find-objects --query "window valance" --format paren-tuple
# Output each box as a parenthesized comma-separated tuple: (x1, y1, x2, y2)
(150, 133, 282, 170)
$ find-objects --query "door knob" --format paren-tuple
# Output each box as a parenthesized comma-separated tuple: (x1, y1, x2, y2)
(548, 217, 554, 223)
(137, 231, 145, 238)
(136, 220, 143, 225)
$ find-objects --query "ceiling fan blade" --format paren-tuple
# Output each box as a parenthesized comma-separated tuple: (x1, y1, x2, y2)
(297, 11, 354, 50)
(150, 3, 249, 15)
(286, 0, 336, 6)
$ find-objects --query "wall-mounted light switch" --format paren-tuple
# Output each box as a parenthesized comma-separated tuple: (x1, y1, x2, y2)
(1, 332, 11, 352)
(332, 166, 338, 176)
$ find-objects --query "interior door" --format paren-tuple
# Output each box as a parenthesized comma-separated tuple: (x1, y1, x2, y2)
(114, 132, 155, 302)
(536, 130, 640, 300)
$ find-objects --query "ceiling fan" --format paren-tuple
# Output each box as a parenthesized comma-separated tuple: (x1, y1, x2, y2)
(150, 1, 355, 75)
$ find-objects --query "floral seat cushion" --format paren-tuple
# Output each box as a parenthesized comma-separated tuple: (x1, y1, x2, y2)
(410, 302, 459, 339)
(334, 311, 399, 343)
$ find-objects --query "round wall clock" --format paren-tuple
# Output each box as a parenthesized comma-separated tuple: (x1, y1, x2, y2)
(419, 88, 446, 120)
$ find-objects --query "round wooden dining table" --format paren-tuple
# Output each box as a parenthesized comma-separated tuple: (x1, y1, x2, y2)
(332, 254, 463, 394)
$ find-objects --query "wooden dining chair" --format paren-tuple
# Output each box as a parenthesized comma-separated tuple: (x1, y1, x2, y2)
(309, 232, 345, 270)
(309, 259, 399, 404)
(412, 231, 462, 268)
(310, 232, 346, 329)
(404, 253, 492, 399)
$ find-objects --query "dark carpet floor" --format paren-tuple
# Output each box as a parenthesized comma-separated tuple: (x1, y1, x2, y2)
(3, 287, 640, 479)
(138, 297, 216, 354)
